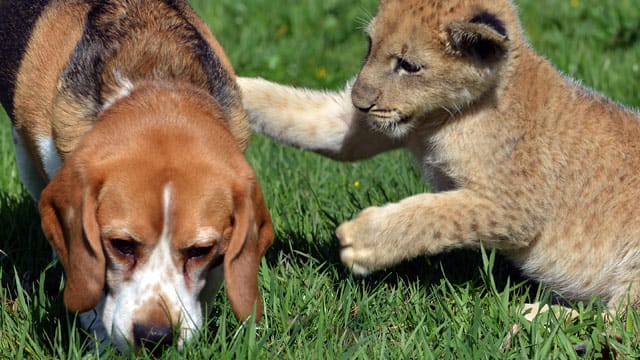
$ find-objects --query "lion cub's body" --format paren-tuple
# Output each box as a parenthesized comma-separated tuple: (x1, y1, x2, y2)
(239, 0, 640, 311)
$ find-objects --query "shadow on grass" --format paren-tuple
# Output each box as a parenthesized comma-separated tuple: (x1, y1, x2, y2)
(0, 191, 71, 352)
(264, 228, 539, 302)
(0, 191, 60, 292)
(0, 192, 61, 295)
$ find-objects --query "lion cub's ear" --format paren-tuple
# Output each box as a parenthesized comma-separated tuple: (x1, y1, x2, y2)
(445, 11, 509, 63)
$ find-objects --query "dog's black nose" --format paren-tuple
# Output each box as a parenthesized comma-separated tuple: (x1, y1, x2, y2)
(133, 323, 173, 353)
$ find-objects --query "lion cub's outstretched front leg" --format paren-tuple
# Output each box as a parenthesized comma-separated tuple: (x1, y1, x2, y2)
(238, 77, 403, 161)
(337, 189, 530, 275)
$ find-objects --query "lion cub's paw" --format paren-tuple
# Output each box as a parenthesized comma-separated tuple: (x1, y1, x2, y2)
(337, 205, 400, 276)
(339, 247, 375, 276)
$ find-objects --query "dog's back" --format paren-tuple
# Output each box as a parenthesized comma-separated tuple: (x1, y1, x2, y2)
(3, 0, 252, 199)
(2, 0, 249, 153)
(0, 0, 51, 120)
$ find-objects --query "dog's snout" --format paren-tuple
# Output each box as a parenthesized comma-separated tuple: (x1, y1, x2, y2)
(133, 323, 173, 353)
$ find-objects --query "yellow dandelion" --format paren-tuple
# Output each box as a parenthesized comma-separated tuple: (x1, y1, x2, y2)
(276, 24, 288, 38)
(354, 180, 360, 188)
(570, 0, 579, 8)
(315, 66, 327, 80)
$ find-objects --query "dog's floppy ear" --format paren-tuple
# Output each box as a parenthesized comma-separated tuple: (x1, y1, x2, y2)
(224, 178, 273, 321)
(445, 11, 509, 63)
(39, 157, 105, 312)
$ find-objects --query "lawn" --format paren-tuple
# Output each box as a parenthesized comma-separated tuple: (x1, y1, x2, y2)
(1, 0, 640, 358)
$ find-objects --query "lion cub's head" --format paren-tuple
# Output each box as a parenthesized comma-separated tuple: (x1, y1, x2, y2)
(353, 0, 520, 137)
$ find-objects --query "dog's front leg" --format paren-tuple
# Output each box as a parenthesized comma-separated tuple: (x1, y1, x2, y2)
(337, 189, 534, 275)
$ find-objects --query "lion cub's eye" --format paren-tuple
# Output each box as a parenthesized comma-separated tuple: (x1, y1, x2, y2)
(397, 58, 422, 73)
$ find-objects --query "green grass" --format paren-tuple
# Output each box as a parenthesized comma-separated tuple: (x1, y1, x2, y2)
(1, 0, 640, 358)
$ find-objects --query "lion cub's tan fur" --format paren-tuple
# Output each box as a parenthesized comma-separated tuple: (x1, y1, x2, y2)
(238, 0, 640, 312)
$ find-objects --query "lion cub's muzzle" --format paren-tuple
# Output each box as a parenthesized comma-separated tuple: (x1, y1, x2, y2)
(351, 80, 380, 113)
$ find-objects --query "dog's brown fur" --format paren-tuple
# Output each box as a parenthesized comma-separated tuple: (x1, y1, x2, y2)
(12, 1, 89, 180)
(239, 0, 640, 313)
(14, 0, 248, 168)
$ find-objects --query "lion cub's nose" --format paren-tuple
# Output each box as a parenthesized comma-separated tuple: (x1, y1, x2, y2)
(133, 323, 173, 353)
(351, 82, 380, 113)
(354, 102, 375, 113)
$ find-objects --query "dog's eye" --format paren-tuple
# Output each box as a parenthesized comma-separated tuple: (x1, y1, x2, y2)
(187, 245, 214, 260)
(111, 238, 136, 257)
(397, 58, 422, 73)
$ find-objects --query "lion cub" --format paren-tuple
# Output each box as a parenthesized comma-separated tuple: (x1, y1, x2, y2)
(239, 0, 640, 312)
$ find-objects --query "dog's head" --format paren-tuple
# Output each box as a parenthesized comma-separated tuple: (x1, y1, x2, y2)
(38, 83, 273, 352)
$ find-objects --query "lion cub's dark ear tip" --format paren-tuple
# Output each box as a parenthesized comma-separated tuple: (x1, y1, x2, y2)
(447, 10, 509, 63)
(470, 10, 507, 37)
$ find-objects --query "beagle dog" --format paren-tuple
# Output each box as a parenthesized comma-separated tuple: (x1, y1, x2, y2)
(0, 0, 273, 353)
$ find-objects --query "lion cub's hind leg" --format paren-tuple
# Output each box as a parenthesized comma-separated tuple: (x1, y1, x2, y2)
(502, 303, 581, 350)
